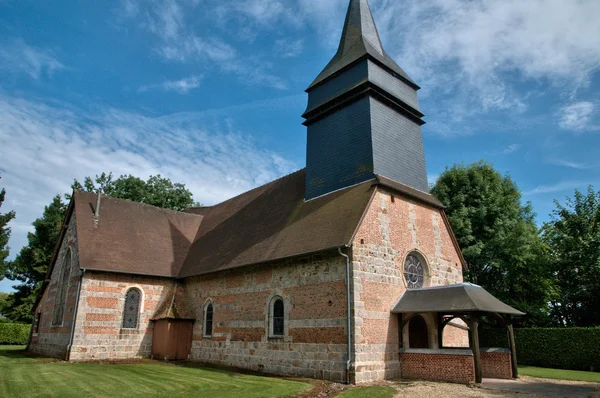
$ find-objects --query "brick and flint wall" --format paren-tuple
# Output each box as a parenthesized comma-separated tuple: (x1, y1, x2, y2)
(350, 188, 469, 383)
(68, 272, 174, 361)
(184, 251, 349, 383)
(29, 212, 80, 359)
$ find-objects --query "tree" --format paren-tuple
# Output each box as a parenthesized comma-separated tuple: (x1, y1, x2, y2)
(3, 196, 67, 323)
(431, 161, 555, 326)
(3, 173, 197, 322)
(71, 172, 197, 211)
(1, 174, 16, 279)
(542, 186, 600, 327)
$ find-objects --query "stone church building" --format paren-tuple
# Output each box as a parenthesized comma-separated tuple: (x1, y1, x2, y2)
(28, 0, 522, 385)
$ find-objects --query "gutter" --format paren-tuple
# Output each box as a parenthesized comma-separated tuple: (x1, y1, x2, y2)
(338, 246, 352, 384)
(66, 269, 85, 361)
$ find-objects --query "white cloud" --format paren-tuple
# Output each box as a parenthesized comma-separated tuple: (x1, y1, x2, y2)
(550, 159, 593, 170)
(120, 0, 288, 90)
(275, 39, 304, 58)
(524, 180, 595, 196)
(0, 39, 65, 80)
(0, 93, 296, 265)
(139, 75, 204, 94)
(558, 101, 597, 132)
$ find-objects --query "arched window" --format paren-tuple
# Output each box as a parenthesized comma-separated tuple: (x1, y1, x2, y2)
(122, 288, 141, 329)
(203, 301, 214, 337)
(403, 253, 427, 289)
(270, 297, 284, 337)
(52, 249, 72, 325)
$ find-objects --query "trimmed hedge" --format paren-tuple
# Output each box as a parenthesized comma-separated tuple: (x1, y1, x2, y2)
(480, 327, 600, 372)
(0, 323, 30, 345)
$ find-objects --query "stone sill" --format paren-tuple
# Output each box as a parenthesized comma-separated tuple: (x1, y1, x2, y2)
(400, 348, 473, 356)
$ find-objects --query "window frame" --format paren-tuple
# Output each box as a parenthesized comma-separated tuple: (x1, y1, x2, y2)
(269, 296, 285, 339)
(122, 287, 142, 330)
(203, 300, 214, 338)
(402, 251, 430, 290)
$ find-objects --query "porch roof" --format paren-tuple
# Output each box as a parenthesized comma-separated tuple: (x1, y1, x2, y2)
(391, 283, 525, 316)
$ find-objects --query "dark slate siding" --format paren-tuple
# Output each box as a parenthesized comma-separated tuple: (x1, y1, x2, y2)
(368, 61, 420, 112)
(306, 60, 369, 113)
(305, 97, 374, 200)
(370, 98, 429, 192)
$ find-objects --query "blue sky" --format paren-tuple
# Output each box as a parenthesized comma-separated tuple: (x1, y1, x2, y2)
(1, 0, 600, 293)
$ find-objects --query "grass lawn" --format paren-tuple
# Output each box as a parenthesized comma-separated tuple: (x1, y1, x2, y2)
(519, 366, 600, 383)
(337, 386, 396, 398)
(0, 345, 312, 398)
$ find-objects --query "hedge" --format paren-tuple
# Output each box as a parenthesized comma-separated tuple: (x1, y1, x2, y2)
(480, 326, 600, 372)
(0, 323, 31, 345)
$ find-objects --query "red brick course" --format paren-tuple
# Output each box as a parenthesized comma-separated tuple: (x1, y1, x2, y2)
(85, 313, 117, 322)
(86, 297, 118, 309)
(400, 352, 475, 384)
(481, 350, 513, 379)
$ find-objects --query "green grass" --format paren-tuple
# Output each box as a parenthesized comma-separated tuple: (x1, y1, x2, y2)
(337, 386, 396, 398)
(519, 366, 600, 383)
(0, 345, 311, 398)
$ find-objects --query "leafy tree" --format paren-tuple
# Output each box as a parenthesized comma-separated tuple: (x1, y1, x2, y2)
(542, 186, 600, 327)
(71, 172, 198, 211)
(0, 292, 9, 319)
(3, 173, 197, 323)
(3, 196, 67, 323)
(1, 175, 16, 279)
(431, 161, 555, 326)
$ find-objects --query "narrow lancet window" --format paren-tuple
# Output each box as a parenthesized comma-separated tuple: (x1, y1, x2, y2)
(204, 302, 214, 337)
(272, 298, 284, 337)
(122, 288, 141, 329)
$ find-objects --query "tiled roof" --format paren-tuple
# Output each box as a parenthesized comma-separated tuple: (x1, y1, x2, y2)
(178, 169, 375, 278)
(74, 190, 202, 278)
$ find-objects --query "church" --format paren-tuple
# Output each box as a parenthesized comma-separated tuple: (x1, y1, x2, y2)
(28, 0, 523, 385)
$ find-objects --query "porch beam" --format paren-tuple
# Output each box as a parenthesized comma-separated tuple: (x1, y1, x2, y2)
(507, 321, 519, 379)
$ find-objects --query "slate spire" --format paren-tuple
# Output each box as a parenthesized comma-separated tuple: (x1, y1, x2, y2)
(303, 0, 428, 201)
(308, 0, 417, 90)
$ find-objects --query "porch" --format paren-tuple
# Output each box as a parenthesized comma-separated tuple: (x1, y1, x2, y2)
(392, 283, 524, 384)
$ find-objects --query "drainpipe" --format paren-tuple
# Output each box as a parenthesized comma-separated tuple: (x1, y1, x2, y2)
(338, 246, 352, 384)
(66, 269, 85, 361)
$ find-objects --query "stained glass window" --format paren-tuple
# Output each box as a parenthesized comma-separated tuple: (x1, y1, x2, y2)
(272, 298, 284, 337)
(204, 303, 214, 337)
(122, 288, 141, 329)
(404, 254, 425, 289)
(52, 249, 71, 325)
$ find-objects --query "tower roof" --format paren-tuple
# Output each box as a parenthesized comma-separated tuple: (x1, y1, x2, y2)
(307, 0, 417, 90)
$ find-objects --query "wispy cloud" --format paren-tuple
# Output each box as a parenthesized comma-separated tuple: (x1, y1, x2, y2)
(558, 101, 598, 132)
(275, 39, 304, 58)
(0, 39, 65, 80)
(549, 159, 594, 170)
(139, 75, 204, 94)
(120, 0, 288, 90)
(524, 180, 596, 196)
(0, 93, 296, 263)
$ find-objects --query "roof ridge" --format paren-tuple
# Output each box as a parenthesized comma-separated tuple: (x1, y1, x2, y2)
(74, 189, 203, 217)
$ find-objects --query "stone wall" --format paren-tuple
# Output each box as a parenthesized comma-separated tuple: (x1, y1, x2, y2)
(350, 188, 467, 383)
(68, 271, 174, 360)
(399, 350, 475, 384)
(481, 349, 513, 379)
(184, 252, 349, 383)
(29, 212, 80, 359)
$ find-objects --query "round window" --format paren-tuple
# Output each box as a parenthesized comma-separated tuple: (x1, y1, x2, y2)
(404, 254, 425, 289)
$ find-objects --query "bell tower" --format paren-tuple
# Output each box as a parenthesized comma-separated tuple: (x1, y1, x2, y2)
(303, 0, 428, 200)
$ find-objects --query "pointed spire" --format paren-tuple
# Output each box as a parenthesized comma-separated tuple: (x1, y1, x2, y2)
(307, 0, 417, 90)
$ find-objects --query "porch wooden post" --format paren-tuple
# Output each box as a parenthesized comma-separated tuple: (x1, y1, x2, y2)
(507, 322, 519, 379)
(437, 313, 443, 349)
(469, 316, 483, 383)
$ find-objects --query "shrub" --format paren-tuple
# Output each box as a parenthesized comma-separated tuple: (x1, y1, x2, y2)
(0, 323, 30, 345)
(480, 326, 600, 372)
